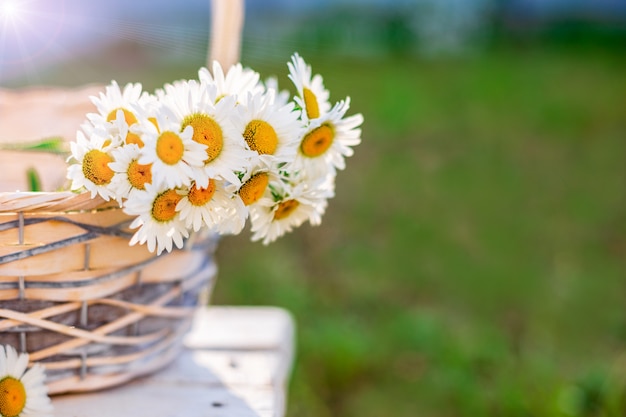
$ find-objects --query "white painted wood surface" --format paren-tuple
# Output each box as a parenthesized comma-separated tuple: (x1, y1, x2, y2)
(51, 306, 295, 417)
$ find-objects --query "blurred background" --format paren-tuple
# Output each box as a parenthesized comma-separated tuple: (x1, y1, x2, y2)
(2, 0, 626, 416)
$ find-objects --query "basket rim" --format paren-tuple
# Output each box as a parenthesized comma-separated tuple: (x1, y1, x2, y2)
(0, 191, 117, 214)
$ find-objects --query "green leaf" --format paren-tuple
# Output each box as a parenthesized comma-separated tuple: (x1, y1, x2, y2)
(26, 168, 42, 192)
(0, 137, 67, 154)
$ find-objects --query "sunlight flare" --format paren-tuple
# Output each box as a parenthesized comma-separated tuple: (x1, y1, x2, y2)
(0, 0, 24, 21)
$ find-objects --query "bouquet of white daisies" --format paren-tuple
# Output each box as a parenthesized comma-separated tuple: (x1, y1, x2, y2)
(66, 54, 363, 255)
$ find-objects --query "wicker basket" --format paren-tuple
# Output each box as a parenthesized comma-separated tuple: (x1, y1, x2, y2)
(0, 0, 245, 394)
(0, 147, 218, 394)
(0, 65, 219, 398)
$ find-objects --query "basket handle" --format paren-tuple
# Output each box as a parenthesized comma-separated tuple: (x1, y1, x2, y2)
(208, 0, 244, 69)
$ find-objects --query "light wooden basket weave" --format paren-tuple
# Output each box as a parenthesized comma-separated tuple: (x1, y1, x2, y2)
(0, 147, 219, 395)
(0, 0, 244, 394)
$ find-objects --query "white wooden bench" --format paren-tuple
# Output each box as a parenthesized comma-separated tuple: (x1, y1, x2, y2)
(52, 306, 295, 417)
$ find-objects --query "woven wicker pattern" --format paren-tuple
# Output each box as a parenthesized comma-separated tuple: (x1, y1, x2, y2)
(0, 0, 251, 394)
(0, 199, 218, 394)
(0, 0, 245, 390)
(0, 80, 221, 394)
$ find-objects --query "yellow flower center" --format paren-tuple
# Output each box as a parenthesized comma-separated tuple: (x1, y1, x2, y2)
(107, 107, 143, 147)
(148, 117, 159, 131)
(0, 377, 26, 417)
(127, 160, 152, 190)
(243, 120, 278, 155)
(188, 180, 216, 206)
(303, 88, 320, 119)
(274, 199, 300, 220)
(182, 113, 223, 163)
(107, 107, 137, 124)
(238, 173, 269, 206)
(156, 131, 185, 165)
(152, 189, 182, 223)
(83, 149, 114, 185)
(126, 132, 144, 147)
(301, 124, 334, 158)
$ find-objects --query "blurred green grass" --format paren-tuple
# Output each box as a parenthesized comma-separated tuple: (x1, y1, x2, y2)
(216, 48, 626, 417)
(8, 44, 626, 416)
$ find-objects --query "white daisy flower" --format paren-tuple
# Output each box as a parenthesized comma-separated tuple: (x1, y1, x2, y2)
(87, 81, 156, 147)
(176, 179, 245, 233)
(282, 168, 337, 198)
(153, 78, 191, 103)
(249, 176, 333, 245)
(159, 79, 255, 186)
(66, 129, 119, 201)
(232, 90, 301, 166)
(290, 97, 363, 178)
(135, 106, 207, 189)
(123, 183, 190, 255)
(64, 54, 363, 247)
(198, 61, 263, 105)
(216, 169, 259, 234)
(287, 53, 331, 122)
(229, 159, 286, 209)
(109, 144, 153, 201)
(0, 345, 53, 417)
(214, 205, 248, 236)
(79, 112, 124, 146)
(264, 76, 291, 107)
